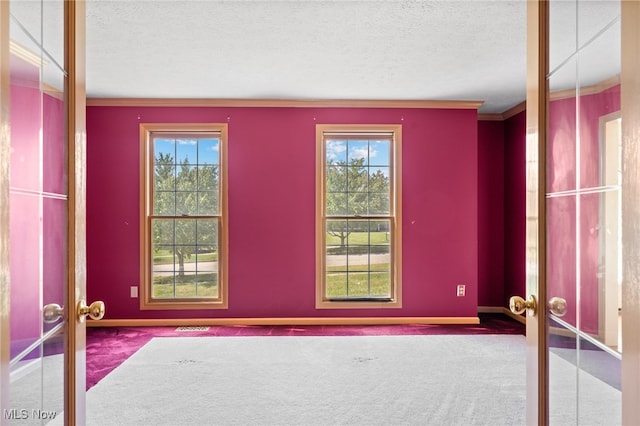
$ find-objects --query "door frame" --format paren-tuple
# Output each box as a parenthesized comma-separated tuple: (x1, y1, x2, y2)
(621, 1, 640, 423)
(65, 0, 87, 423)
(0, 0, 10, 418)
(525, 1, 549, 423)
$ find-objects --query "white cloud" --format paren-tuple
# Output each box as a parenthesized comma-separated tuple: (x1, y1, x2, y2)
(326, 141, 346, 160)
(349, 147, 369, 159)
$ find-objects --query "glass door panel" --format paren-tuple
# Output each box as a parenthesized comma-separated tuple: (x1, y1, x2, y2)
(8, 0, 66, 422)
(547, 0, 621, 423)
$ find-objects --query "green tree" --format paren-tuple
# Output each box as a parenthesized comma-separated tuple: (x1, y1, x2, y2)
(153, 153, 219, 277)
(326, 157, 389, 247)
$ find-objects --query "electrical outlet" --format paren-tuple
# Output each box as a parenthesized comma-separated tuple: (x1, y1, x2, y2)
(131, 286, 138, 298)
(457, 284, 466, 297)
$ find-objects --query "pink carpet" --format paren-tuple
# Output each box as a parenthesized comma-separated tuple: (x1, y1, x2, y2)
(86, 313, 524, 390)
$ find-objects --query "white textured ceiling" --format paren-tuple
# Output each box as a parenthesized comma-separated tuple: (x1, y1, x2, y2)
(84, 0, 620, 114)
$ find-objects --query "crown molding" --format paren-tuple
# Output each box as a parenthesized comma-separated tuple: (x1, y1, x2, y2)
(86, 97, 484, 110)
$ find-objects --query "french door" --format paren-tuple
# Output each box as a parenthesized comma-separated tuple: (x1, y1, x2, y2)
(0, 1, 95, 425)
(520, 0, 640, 424)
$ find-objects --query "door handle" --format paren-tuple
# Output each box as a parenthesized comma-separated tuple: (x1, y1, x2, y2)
(547, 296, 567, 317)
(509, 295, 567, 318)
(509, 295, 538, 317)
(77, 300, 105, 322)
(43, 303, 64, 323)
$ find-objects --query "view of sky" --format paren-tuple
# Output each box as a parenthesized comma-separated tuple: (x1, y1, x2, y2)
(325, 139, 390, 167)
(154, 138, 220, 165)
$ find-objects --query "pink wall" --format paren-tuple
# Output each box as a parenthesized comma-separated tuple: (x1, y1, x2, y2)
(503, 110, 526, 306)
(86, 106, 479, 319)
(477, 120, 505, 307)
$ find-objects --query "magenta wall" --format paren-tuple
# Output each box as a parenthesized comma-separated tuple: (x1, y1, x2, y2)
(477, 120, 505, 306)
(503, 111, 526, 306)
(86, 106, 479, 319)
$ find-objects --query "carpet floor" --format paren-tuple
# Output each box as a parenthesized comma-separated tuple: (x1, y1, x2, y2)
(72, 316, 618, 425)
(86, 314, 525, 390)
(83, 334, 528, 426)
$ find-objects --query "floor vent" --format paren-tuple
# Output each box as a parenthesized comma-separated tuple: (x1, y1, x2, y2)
(175, 326, 210, 332)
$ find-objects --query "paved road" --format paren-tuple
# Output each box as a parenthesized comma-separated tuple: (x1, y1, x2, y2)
(326, 253, 390, 266)
(153, 261, 218, 276)
(152, 253, 389, 276)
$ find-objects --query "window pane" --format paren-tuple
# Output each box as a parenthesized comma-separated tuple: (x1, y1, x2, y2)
(176, 165, 197, 191)
(152, 271, 175, 299)
(176, 280, 196, 297)
(348, 140, 369, 165)
(198, 138, 219, 165)
(324, 218, 392, 299)
(326, 140, 347, 163)
(369, 167, 389, 192)
(154, 192, 175, 216)
(176, 139, 198, 163)
(175, 220, 196, 245)
(150, 217, 219, 300)
(152, 219, 174, 245)
(196, 273, 218, 297)
(368, 193, 390, 215)
(198, 165, 218, 191)
(347, 192, 368, 215)
(347, 166, 368, 192)
(152, 246, 174, 272)
(154, 138, 175, 159)
(326, 220, 348, 246)
(197, 220, 218, 246)
(326, 192, 347, 216)
(370, 272, 391, 296)
(326, 271, 347, 298)
(176, 192, 197, 215)
(369, 220, 391, 244)
(176, 246, 197, 273)
(154, 164, 175, 192)
(198, 191, 217, 215)
(369, 140, 390, 166)
(346, 272, 370, 296)
(326, 165, 347, 192)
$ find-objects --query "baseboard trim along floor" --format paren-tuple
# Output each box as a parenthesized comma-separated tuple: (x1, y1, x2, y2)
(87, 316, 481, 327)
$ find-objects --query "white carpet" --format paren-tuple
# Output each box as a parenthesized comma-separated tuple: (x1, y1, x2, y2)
(83, 335, 528, 426)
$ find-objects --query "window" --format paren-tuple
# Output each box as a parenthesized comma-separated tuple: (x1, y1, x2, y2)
(316, 124, 402, 308)
(140, 124, 228, 309)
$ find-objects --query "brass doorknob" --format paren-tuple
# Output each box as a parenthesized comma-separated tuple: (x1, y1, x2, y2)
(77, 300, 105, 322)
(43, 303, 64, 323)
(509, 295, 537, 317)
(548, 296, 567, 317)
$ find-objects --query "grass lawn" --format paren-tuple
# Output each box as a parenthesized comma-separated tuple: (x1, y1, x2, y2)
(153, 250, 217, 265)
(153, 273, 218, 298)
(326, 231, 390, 246)
(326, 263, 390, 297)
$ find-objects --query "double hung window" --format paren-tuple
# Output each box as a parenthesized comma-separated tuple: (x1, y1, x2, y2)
(316, 124, 402, 308)
(140, 124, 228, 309)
